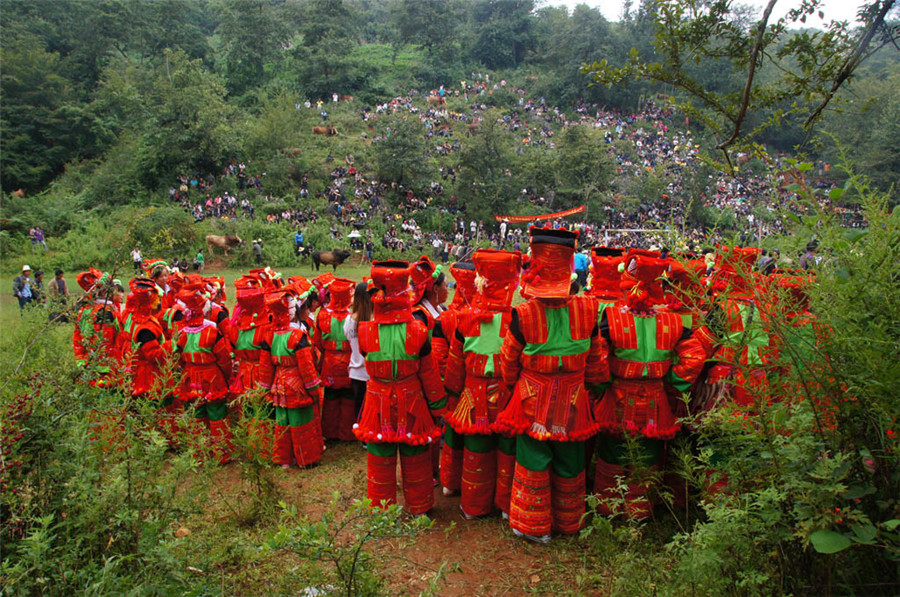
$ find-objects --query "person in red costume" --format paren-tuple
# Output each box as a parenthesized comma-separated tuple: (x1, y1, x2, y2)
(437, 261, 477, 497)
(160, 270, 187, 349)
(230, 273, 274, 459)
(123, 278, 181, 440)
(592, 249, 707, 519)
(697, 246, 774, 413)
(354, 261, 445, 514)
(258, 280, 325, 468)
(314, 277, 357, 441)
(175, 283, 234, 464)
(143, 259, 173, 313)
(409, 255, 451, 485)
(73, 268, 122, 388)
(495, 227, 607, 543)
(445, 250, 522, 519)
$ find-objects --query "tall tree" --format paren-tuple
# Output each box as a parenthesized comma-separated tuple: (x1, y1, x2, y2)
(213, 0, 290, 96)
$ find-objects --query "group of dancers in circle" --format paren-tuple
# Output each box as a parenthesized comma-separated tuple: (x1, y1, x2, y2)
(71, 226, 818, 544)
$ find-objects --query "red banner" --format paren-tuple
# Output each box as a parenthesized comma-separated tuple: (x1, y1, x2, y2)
(494, 205, 586, 223)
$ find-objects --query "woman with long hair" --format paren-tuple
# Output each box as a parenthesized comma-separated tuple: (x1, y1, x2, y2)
(344, 281, 374, 436)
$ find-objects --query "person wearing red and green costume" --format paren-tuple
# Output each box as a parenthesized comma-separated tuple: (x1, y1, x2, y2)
(354, 261, 445, 514)
(410, 255, 451, 485)
(124, 278, 181, 438)
(445, 249, 522, 519)
(314, 277, 357, 441)
(495, 227, 607, 543)
(437, 260, 477, 497)
(143, 258, 173, 313)
(229, 273, 274, 458)
(175, 283, 234, 464)
(698, 246, 773, 412)
(73, 268, 122, 388)
(160, 270, 187, 350)
(258, 280, 325, 468)
(592, 249, 707, 519)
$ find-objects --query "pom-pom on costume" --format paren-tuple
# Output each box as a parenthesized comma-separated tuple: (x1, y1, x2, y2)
(355, 261, 445, 514)
(444, 250, 522, 518)
(258, 280, 325, 467)
(592, 249, 706, 519)
(314, 277, 357, 441)
(175, 283, 234, 464)
(229, 274, 274, 459)
(437, 260, 477, 495)
(496, 228, 607, 541)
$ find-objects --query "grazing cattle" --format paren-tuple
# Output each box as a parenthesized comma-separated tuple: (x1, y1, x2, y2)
(437, 122, 452, 133)
(206, 233, 244, 256)
(338, 95, 354, 102)
(282, 147, 302, 157)
(426, 95, 447, 106)
(467, 123, 480, 135)
(12, 189, 25, 198)
(525, 75, 539, 82)
(312, 126, 338, 136)
(312, 249, 352, 272)
(656, 93, 669, 100)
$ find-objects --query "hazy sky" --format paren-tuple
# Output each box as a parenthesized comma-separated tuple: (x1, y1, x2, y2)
(538, 0, 871, 25)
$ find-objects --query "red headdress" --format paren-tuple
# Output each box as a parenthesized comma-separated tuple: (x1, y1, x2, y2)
(665, 255, 708, 312)
(128, 277, 160, 315)
(205, 276, 226, 303)
(620, 249, 668, 311)
(370, 260, 413, 324)
(250, 267, 283, 290)
(409, 255, 443, 304)
(473, 249, 522, 313)
(76, 267, 107, 292)
(233, 275, 267, 330)
(711, 245, 761, 298)
(448, 261, 477, 309)
(168, 270, 186, 294)
(587, 247, 625, 301)
(521, 227, 577, 299)
(265, 287, 296, 327)
(176, 283, 210, 324)
(327, 277, 355, 314)
(771, 271, 814, 316)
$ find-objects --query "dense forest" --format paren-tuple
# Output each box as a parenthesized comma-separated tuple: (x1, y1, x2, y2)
(2, 0, 898, 201)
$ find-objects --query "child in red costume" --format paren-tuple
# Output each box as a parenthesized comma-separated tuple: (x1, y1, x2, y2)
(314, 277, 357, 441)
(258, 280, 325, 468)
(175, 283, 234, 464)
(445, 250, 522, 518)
(354, 261, 445, 514)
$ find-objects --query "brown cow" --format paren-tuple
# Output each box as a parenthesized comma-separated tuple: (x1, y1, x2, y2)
(426, 95, 447, 106)
(312, 249, 352, 272)
(206, 233, 244, 256)
(338, 95, 353, 102)
(312, 126, 338, 136)
(467, 123, 480, 135)
(525, 75, 538, 82)
(12, 189, 25, 198)
(282, 148, 302, 157)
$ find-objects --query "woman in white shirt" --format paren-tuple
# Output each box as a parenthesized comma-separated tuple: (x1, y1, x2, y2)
(343, 281, 374, 438)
